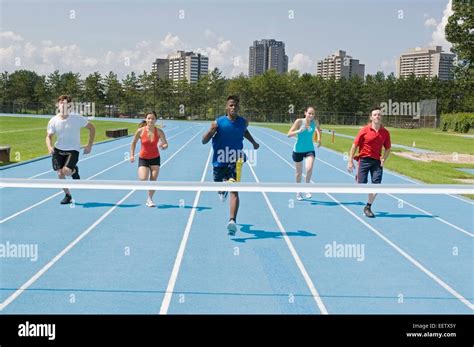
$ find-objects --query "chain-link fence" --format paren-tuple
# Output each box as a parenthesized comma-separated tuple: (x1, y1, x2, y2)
(0, 101, 437, 128)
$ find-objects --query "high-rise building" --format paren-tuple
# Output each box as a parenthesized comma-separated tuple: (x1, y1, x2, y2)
(316, 50, 365, 80)
(152, 51, 209, 83)
(249, 39, 288, 77)
(152, 58, 169, 79)
(396, 46, 454, 80)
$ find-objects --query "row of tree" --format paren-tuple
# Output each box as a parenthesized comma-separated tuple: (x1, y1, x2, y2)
(1, 0, 471, 122)
(0, 68, 472, 122)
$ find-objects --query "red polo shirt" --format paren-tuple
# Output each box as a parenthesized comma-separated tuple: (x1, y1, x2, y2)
(354, 125, 391, 161)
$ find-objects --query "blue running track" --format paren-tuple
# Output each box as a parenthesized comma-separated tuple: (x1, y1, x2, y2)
(0, 121, 472, 314)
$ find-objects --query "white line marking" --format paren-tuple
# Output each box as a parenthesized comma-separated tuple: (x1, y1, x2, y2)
(0, 190, 136, 311)
(159, 148, 212, 314)
(2, 179, 471, 194)
(0, 126, 199, 224)
(253, 130, 474, 237)
(255, 134, 474, 310)
(0, 127, 46, 134)
(253, 127, 474, 205)
(385, 193, 473, 237)
(0, 126, 203, 311)
(0, 125, 181, 182)
(248, 164, 328, 314)
(324, 192, 474, 311)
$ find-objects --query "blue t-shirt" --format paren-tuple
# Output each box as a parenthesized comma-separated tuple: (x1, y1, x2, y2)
(293, 119, 316, 153)
(212, 115, 247, 167)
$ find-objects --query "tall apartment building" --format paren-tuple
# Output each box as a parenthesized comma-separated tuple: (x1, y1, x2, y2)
(152, 51, 209, 83)
(316, 50, 365, 80)
(396, 46, 455, 80)
(152, 58, 169, 79)
(249, 39, 288, 77)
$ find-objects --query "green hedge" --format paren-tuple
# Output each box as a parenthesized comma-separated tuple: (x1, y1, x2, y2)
(440, 113, 474, 133)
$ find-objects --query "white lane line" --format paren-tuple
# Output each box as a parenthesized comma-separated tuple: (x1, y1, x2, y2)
(255, 134, 474, 311)
(1, 125, 181, 181)
(159, 148, 212, 314)
(0, 127, 46, 134)
(311, 155, 473, 238)
(0, 126, 200, 224)
(253, 127, 474, 206)
(386, 193, 473, 238)
(0, 190, 136, 311)
(324, 192, 474, 311)
(248, 164, 328, 314)
(253, 129, 474, 237)
(0, 126, 204, 311)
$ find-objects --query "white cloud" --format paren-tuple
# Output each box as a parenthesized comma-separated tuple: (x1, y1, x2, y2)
(424, 17, 437, 27)
(429, 0, 453, 50)
(160, 33, 184, 50)
(288, 53, 313, 73)
(24, 42, 36, 58)
(1, 30, 245, 78)
(196, 32, 247, 77)
(0, 31, 24, 42)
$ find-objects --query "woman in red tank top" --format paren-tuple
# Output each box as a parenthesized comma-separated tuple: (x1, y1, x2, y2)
(130, 111, 168, 207)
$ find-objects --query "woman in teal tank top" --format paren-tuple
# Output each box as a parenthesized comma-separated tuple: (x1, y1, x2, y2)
(287, 106, 321, 201)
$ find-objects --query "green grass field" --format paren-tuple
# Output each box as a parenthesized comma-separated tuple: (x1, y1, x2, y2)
(320, 125, 474, 155)
(1, 117, 472, 200)
(0, 117, 140, 166)
(253, 122, 474, 155)
(255, 123, 474, 196)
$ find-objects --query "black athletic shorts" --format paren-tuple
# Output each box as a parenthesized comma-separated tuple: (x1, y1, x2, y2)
(292, 151, 315, 163)
(52, 148, 79, 171)
(356, 157, 383, 184)
(138, 156, 161, 167)
(213, 163, 237, 182)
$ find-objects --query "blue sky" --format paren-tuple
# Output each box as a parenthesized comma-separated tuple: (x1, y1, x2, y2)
(0, 0, 453, 79)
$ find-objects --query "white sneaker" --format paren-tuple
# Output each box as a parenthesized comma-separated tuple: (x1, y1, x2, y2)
(227, 219, 237, 236)
(296, 193, 303, 201)
(146, 199, 155, 207)
(305, 192, 312, 199)
(218, 191, 228, 202)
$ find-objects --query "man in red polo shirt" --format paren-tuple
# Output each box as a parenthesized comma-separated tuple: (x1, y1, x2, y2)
(347, 106, 391, 218)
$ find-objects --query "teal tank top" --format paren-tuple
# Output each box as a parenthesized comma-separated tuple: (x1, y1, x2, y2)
(293, 119, 316, 153)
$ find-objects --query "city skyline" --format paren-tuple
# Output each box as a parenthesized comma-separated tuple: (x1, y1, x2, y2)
(249, 39, 288, 77)
(1, 0, 453, 79)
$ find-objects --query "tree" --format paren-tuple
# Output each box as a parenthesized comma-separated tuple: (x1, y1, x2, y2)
(33, 75, 52, 113)
(61, 72, 83, 98)
(445, 1, 473, 77)
(47, 71, 62, 98)
(7, 70, 42, 112)
(121, 72, 142, 115)
(226, 74, 252, 119)
(83, 72, 105, 103)
(0, 72, 9, 104)
(104, 71, 123, 116)
(155, 77, 173, 118)
(445, 1, 473, 111)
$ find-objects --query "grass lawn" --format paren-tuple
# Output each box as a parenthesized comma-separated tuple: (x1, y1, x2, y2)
(252, 122, 474, 155)
(254, 123, 474, 199)
(0, 117, 141, 166)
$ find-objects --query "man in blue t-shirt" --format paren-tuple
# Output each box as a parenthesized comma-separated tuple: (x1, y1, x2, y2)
(202, 95, 259, 236)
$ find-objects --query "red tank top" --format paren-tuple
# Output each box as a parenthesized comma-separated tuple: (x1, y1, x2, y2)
(139, 127, 160, 159)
